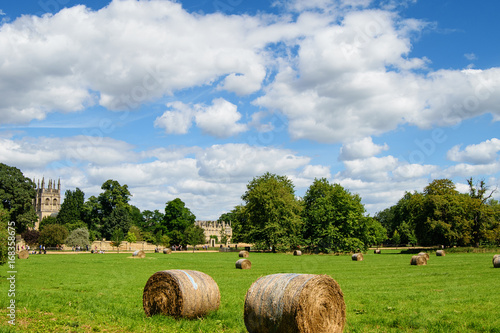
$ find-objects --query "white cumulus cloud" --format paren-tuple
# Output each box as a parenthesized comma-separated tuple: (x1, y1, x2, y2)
(447, 138, 500, 165)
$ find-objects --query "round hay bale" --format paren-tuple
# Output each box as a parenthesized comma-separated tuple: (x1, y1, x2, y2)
(17, 250, 29, 259)
(493, 256, 500, 268)
(418, 252, 430, 260)
(239, 250, 249, 258)
(163, 248, 172, 254)
(436, 250, 446, 257)
(411, 255, 427, 266)
(293, 250, 302, 256)
(374, 249, 381, 254)
(492, 254, 500, 265)
(352, 253, 363, 261)
(133, 250, 146, 258)
(143, 270, 220, 318)
(236, 259, 251, 269)
(244, 273, 345, 333)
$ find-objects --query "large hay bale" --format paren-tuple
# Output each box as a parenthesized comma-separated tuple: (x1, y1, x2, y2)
(143, 270, 220, 318)
(411, 255, 427, 266)
(163, 248, 172, 254)
(374, 249, 381, 254)
(17, 250, 29, 259)
(293, 250, 302, 256)
(133, 250, 146, 258)
(236, 259, 251, 269)
(492, 254, 500, 265)
(493, 255, 500, 268)
(352, 253, 363, 261)
(239, 250, 249, 258)
(436, 250, 446, 257)
(418, 252, 430, 260)
(244, 273, 345, 333)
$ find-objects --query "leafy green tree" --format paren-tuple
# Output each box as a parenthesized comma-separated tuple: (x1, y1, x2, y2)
(98, 180, 132, 239)
(239, 172, 303, 252)
(82, 195, 102, 234)
(467, 178, 498, 246)
(128, 225, 143, 241)
(38, 216, 58, 231)
(39, 224, 69, 247)
(0, 163, 38, 233)
(0, 205, 10, 265)
(110, 228, 124, 253)
(128, 205, 144, 227)
(222, 205, 246, 243)
(141, 209, 166, 234)
(160, 234, 171, 248)
(164, 198, 196, 233)
(57, 188, 85, 225)
(303, 178, 373, 252)
(65, 228, 90, 249)
(391, 230, 401, 245)
(125, 231, 137, 244)
(103, 205, 132, 240)
(184, 225, 206, 252)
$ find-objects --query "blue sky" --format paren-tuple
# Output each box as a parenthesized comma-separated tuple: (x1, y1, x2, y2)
(1, 0, 499, 219)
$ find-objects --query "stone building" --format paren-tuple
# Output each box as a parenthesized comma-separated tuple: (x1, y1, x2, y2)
(194, 220, 232, 247)
(33, 178, 61, 230)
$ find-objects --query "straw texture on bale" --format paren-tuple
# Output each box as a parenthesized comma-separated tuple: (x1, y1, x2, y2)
(493, 256, 500, 268)
(133, 250, 146, 258)
(374, 249, 381, 254)
(236, 259, 252, 269)
(418, 252, 430, 260)
(143, 270, 220, 318)
(411, 255, 427, 265)
(436, 250, 446, 257)
(239, 250, 249, 258)
(352, 253, 363, 261)
(17, 250, 29, 259)
(293, 250, 302, 256)
(163, 248, 172, 254)
(244, 273, 345, 333)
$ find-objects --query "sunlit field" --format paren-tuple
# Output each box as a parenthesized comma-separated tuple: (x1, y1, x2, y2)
(1, 249, 499, 332)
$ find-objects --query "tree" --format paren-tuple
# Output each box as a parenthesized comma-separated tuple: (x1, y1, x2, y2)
(467, 178, 498, 246)
(164, 198, 196, 234)
(65, 228, 90, 249)
(21, 229, 40, 247)
(38, 216, 58, 231)
(0, 163, 38, 233)
(98, 180, 132, 239)
(184, 225, 206, 252)
(103, 205, 132, 240)
(128, 225, 142, 241)
(110, 228, 124, 253)
(126, 231, 137, 244)
(141, 209, 165, 233)
(303, 178, 375, 253)
(239, 172, 303, 252)
(160, 234, 171, 248)
(0, 205, 10, 265)
(57, 188, 85, 225)
(39, 224, 69, 247)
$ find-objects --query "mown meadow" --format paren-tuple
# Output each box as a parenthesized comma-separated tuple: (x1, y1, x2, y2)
(1, 249, 499, 332)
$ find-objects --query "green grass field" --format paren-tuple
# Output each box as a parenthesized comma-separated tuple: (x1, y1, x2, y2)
(1, 250, 499, 332)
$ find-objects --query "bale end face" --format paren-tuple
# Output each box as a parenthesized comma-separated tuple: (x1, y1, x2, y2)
(239, 251, 249, 258)
(352, 253, 363, 261)
(163, 248, 172, 254)
(374, 249, 381, 254)
(411, 255, 427, 265)
(143, 270, 220, 319)
(293, 250, 302, 256)
(236, 259, 251, 269)
(18, 250, 29, 259)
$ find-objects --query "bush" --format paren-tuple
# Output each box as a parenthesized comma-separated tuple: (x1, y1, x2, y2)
(65, 228, 90, 248)
(22, 229, 40, 247)
(39, 224, 69, 247)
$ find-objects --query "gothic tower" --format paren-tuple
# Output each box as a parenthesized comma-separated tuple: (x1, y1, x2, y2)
(33, 178, 61, 230)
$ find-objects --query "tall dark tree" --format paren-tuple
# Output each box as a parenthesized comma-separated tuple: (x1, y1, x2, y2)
(467, 178, 498, 246)
(103, 205, 132, 240)
(163, 198, 196, 239)
(39, 224, 69, 247)
(0, 163, 38, 232)
(238, 172, 303, 252)
(57, 188, 85, 225)
(0, 205, 10, 265)
(184, 225, 206, 251)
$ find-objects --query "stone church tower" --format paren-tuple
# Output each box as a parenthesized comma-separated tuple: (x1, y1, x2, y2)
(33, 178, 61, 230)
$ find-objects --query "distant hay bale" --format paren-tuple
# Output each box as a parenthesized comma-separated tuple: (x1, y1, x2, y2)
(418, 252, 430, 260)
(133, 250, 146, 258)
(17, 250, 29, 259)
(143, 270, 220, 318)
(352, 253, 363, 261)
(374, 249, 381, 254)
(293, 250, 302, 256)
(493, 255, 500, 268)
(239, 250, 249, 258)
(244, 273, 345, 333)
(436, 250, 446, 257)
(411, 255, 427, 266)
(163, 248, 172, 254)
(236, 259, 251, 269)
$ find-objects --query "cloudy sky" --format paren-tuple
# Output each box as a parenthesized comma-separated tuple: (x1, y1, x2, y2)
(1, 0, 499, 219)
